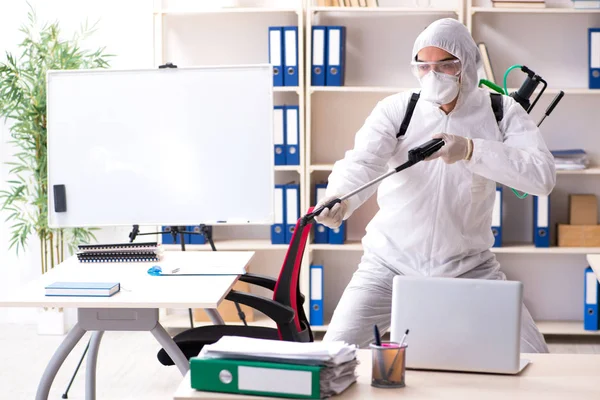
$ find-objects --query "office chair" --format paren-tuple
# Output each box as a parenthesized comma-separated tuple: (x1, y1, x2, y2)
(157, 208, 316, 366)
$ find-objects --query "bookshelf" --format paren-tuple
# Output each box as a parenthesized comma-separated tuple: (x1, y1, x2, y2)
(150, 0, 600, 338)
(304, 0, 600, 336)
(304, 0, 466, 333)
(152, 0, 308, 325)
(466, 0, 600, 336)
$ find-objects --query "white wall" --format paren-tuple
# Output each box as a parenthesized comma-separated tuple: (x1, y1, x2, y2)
(0, 0, 154, 324)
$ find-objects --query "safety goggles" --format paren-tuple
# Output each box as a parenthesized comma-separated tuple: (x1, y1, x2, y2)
(410, 59, 462, 77)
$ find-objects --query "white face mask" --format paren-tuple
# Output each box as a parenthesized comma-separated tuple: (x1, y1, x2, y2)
(418, 71, 460, 106)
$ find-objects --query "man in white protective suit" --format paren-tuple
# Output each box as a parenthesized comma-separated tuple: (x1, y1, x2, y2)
(315, 18, 555, 352)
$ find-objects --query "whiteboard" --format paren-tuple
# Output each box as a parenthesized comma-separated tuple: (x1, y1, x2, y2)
(47, 65, 274, 228)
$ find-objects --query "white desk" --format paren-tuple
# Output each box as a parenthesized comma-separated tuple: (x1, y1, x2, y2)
(173, 349, 600, 399)
(0, 250, 254, 400)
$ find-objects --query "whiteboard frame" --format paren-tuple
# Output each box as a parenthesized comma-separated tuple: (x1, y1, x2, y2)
(46, 64, 275, 228)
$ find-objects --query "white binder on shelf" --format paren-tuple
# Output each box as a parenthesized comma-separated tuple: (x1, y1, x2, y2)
(285, 105, 299, 166)
(285, 183, 299, 244)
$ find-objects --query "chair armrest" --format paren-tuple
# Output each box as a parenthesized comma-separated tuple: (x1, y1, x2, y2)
(239, 273, 277, 291)
(226, 290, 295, 325)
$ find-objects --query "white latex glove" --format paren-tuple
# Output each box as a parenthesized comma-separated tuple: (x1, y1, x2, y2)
(426, 133, 472, 164)
(314, 195, 348, 229)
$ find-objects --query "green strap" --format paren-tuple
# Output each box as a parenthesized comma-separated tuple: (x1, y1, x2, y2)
(478, 73, 529, 200)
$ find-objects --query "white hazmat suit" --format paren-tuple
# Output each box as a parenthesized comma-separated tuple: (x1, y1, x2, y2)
(319, 18, 556, 352)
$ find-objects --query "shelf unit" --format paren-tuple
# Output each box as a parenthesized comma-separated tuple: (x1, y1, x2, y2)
(150, 0, 600, 337)
(152, 0, 308, 324)
(466, 0, 600, 337)
(304, 0, 468, 333)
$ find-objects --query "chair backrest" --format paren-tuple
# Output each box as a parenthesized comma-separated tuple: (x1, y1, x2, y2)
(272, 207, 314, 342)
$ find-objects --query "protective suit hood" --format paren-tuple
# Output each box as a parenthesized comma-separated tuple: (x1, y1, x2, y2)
(412, 18, 481, 95)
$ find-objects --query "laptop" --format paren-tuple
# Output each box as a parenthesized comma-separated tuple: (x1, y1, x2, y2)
(390, 275, 530, 375)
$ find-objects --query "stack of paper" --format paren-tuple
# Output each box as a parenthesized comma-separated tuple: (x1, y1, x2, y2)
(551, 149, 588, 170)
(192, 336, 359, 399)
(76, 242, 163, 263)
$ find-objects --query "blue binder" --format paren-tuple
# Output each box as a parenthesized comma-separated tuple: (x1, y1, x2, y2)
(271, 184, 286, 244)
(314, 183, 329, 244)
(285, 105, 300, 165)
(329, 221, 346, 245)
(311, 26, 327, 86)
(188, 225, 206, 245)
(161, 226, 189, 245)
(310, 264, 324, 326)
(584, 266, 600, 330)
(589, 28, 600, 89)
(285, 183, 300, 244)
(326, 26, 346, 86)
(283, 26, 298, 87)
(268, 27, 284, 87)
(162, 226, 177, 245)
(533, 195, 550, 247)
(273, 105, 286, 166)
(491, 186, 502, 247)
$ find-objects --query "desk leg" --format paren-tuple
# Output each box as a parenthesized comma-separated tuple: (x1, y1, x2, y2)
(86, 331, 104, 400)
(204, 309, 225, 325)
(151, 322, 189, 376)
(36, 323, 86, 400)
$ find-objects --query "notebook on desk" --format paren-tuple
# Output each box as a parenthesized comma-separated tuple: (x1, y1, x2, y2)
(45, 282, 120, 297)
(76, 242, 163, 263)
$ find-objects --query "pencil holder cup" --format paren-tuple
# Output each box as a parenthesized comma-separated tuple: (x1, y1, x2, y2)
(369, 342, 407, 388)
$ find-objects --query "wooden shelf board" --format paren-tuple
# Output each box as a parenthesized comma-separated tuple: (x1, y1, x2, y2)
(309, 164, 334, 172)
(310, 324, 329, 332)
(157, 7, 299, 15)
(309, 242, 600, 254)
(275, 165, 301, 172)
(557, 167, 600, 175)
(312, 87, 600, 95)
(310, 321, 600, 336)
(472, 6, 600, 14)
(311, 6, 459, 14)
(492, 244, 600, 254)
(536, 320, 600, 336)
(310, 86, 414, 93)
(310, 242, 363, 251)
(506, 88, 600, 95)
(274, 87, 301, 94)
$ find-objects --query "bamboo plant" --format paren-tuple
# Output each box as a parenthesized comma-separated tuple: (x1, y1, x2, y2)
(0, 7, 113, 274)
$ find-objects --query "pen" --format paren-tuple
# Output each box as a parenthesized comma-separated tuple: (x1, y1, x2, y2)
(373, 325, 388, 382)
(399, 329, 410, 347)
(373, 325, 382, 346)
(387, 329, 409, 380)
